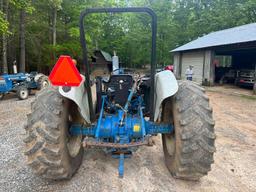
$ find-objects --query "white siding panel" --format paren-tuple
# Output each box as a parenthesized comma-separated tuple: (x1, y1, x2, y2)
(173, 53, 181, 78)
(181, 51, 204, 84)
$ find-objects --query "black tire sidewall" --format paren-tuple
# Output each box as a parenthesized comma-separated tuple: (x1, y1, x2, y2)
(161, 81, 215, 180)
(61, 98, 84, 177)
(38, 76, 49, 90)
(24, 87, 84, 179)
(162, 98, 181, 174)
(0, 94, 4, 100)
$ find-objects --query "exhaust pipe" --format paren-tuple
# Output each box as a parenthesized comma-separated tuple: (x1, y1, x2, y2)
(112, 51, 119, 75)
(13, 60, 17, 74)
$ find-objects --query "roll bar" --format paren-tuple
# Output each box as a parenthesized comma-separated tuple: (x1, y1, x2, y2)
(79, 7, 157, 121)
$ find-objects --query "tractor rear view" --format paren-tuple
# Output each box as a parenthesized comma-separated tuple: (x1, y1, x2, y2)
(24, 7, 215, 180)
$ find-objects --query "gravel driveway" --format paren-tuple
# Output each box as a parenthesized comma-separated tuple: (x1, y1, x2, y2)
(0, 87, 256, 192)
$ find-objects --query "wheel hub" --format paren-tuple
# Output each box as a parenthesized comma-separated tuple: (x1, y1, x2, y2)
(20, 89, 28, 99)
(66, 114, 82, 158)
(67, 135, 82, 157)
(42, 81, 49, 88)
(164, 134, 175, 157)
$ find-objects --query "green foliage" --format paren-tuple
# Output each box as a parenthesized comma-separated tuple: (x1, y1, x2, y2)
(0, 11, 8, 34)
(2, 0, 256, 71)
(11, 0, 34, 13)
(48, 0, 62, 9)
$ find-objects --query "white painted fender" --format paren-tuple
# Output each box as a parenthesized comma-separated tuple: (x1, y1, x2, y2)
(58, 75, 91, 124)
(154, 70, 178, 121)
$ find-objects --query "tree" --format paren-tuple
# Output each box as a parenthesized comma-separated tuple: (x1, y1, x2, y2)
(1, 0, 256, 73)
(48, 0, 62, 46)
(1, 0, 9, 73)
(19, 9, 25, 72)
(0, 0, 8, 34)
(16, 0, 33, 72)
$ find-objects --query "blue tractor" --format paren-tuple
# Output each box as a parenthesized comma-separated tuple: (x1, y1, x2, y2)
(24, 8, 215, 180)
(0, 72, 49, 100)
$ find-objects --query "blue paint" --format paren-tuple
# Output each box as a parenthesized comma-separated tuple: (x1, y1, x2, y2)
(70, 119, 173, 137)
(140, 107, 146, 139)
(119, 153, 124, 178)
(68, 82, 174, 177)
(0, 73, 27, 93)
(95, 96, 106, 139)
(0, 73, 40, 94)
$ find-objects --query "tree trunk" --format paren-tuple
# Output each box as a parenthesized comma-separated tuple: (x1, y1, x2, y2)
(19, 9, 26, 73)
(37, 48, 41, 72)
(64, 14, 68, 40)
(2, 0, 9, 73)
(52, 7, 57, 46)
(48, 12, 52, 44)
(0, 0, 3, 73)
(52, 7, 57, 63)
(8, 5, 16, 73)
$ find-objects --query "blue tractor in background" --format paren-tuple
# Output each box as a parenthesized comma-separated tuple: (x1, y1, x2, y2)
(24, 7, 215, 180)
(0, 72, 49, 100)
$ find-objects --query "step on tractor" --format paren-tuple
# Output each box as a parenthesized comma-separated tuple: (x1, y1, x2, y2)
(24, 7, 215, 180)
(0, 72, 49, 100)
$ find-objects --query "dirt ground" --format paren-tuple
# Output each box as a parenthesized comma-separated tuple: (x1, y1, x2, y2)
(0, 86, 256, 192)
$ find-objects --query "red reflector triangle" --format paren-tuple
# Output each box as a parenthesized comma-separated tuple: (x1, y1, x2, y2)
(49, 56, 82, 86)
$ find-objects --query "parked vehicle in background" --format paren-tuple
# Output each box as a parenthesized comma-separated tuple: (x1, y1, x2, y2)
(235, 69, 255, 87)
(0, 72, 49, 100)
(219, 69, 237, 84)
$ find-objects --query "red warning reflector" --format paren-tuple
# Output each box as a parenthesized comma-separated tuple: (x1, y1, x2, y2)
(49, 55, 82, 86)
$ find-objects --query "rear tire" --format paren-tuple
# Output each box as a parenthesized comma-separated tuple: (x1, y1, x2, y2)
(0, 93, 4, 100)
(37, 75, 49, 90)
(24, 87, 84, 180)
(17, 86, 29, 100)
(162, 81, 216, 181)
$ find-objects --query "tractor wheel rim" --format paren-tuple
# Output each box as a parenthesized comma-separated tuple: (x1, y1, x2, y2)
(165, 134, 175, 157)
(67, 135, 82, 157)
(42, 81, 48, 88)
(66, 114, 82, 157)
(21, 90, 28, 98)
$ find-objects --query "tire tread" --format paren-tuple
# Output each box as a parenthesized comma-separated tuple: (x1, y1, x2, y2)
(24, 87, 83, 180)
(162, 81, 216, 181)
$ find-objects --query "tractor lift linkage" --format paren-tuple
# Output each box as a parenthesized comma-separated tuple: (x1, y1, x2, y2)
(69, 77, 173, 177)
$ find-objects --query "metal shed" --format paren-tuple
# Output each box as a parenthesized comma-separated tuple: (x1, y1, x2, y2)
(91, 50, 112, 77)
(171, 23, 256, 85)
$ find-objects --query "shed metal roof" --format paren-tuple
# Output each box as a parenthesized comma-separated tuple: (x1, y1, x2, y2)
(100, 50, 112, 62)
(171, 23, 256, 52)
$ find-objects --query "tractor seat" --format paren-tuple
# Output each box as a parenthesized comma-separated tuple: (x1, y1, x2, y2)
(104, 74, 133, 106)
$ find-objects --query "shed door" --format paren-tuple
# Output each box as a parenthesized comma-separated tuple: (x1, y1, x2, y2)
(181, 51, 204, 84)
